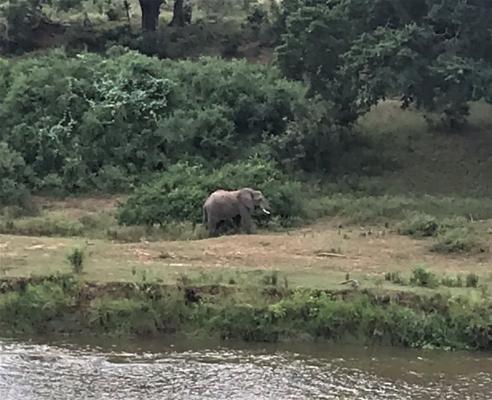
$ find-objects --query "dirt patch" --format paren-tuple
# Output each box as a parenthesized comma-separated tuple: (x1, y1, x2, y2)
(138, 227, 491, 273)
(1, 223, 491, 284)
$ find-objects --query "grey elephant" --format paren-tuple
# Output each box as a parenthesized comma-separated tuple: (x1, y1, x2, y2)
(202, 188, 271, 237)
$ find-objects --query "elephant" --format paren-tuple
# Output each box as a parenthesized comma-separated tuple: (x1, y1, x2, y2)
(202, 188, 271, 237)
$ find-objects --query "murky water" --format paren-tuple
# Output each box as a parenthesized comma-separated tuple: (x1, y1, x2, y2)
(0, 337, 491, 400)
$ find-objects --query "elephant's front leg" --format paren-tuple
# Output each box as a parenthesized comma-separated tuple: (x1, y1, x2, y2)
(239, 207, 253, 234)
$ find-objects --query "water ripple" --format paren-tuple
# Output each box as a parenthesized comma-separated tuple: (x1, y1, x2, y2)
(0, 339, 491, 400)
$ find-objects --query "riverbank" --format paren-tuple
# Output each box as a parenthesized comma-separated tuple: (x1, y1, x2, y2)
(1, 190, 492, 351)
(1, 99, 492, 351)
(0, 274, 490, 351)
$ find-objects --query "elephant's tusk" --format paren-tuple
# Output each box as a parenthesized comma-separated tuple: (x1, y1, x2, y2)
(262, 208, 271, 215)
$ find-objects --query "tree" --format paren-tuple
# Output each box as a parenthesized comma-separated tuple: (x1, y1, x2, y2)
(169, 0, 192, 27)
(275, 0, 492, 128)
(0, 0, 77, 52)
(138, 0, 164, 31)
(275, 0, 374, 124)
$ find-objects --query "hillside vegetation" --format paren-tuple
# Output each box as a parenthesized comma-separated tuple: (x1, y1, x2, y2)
(1, 1, 492, 336)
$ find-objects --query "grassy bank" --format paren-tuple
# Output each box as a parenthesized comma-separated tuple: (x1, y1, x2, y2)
(0, 274, 490, 351)
(1, 100, 492, 350)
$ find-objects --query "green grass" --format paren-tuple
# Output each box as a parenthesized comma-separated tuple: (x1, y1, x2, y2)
(308, 194, 492, 224)
(1, 227, 491, 298)
(0, 207, 207, 242)
(357, 101, 492, 197)
(1, 101, 492, 299)
(0, 213, 85, 237)
(1, 274, 491, 350)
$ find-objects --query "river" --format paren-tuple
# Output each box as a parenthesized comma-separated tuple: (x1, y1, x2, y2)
(0, 337, 491, 399)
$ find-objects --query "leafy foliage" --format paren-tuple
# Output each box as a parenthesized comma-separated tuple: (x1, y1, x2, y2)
(432, 227, 486, 254)
(276, 0, 492, 127)
(398, 212, 439, 237)
(410, 266, 439, 288)
(67, 246, 86, 274)
(2, 278, 492, 350)
(465, 273, 479, 289)
(0, 279, 74, 333)
(0, 49, 321, 192)
(0, 141, 29, 206)
(116, 158, 306, 226)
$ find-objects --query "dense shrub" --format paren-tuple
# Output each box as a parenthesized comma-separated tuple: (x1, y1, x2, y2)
(441, 275, 463, 288)
(0, 141, 30, 206)
(398, 212, 439, 238)
(116, 158, 306, 226)
(0, 48, 322, 193)
(1, 278, 491, 350)
(67, 246, 86, 274)
(384, 271, 406, 286)
(465, 273, 479, 289)
(410, 266, 439, 289)
(432, 227, 486, 254)
(0, 280, 74, 333)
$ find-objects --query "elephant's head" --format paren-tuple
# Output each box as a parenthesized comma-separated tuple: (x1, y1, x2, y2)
(238, 188, 271, 215)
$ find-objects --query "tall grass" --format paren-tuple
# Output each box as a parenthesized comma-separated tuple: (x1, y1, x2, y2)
(0, 276, 491, 350)
(307, 194, 492, 224)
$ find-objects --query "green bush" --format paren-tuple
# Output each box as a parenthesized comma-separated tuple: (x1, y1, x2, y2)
(117, 158, 307, 226)
(67, 247, 86, 274)
(384, 271, 406, 285)
(398, 213, 439, 238)
(465, 273, 479, 288)
(0, 279, 491, 349)
(410, 266, 439, 289)
(89, 297, 162, 335)
(0, 281, 74, 333)
(0, 141, 30, 206)
(0, 48, 314, 193)
(88, 289, 187, 335)
(431, 227, 485, 254)
(441, 275, 464, 288)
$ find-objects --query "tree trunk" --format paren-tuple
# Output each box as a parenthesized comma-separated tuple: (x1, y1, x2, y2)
(169, 0, 185, 27)
(139, 0, 163, 32)
(183, 0, 192, 24)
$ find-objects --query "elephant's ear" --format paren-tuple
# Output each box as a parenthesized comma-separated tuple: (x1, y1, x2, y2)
(237, 189, 254, 211)
(251, 190, 263, 201)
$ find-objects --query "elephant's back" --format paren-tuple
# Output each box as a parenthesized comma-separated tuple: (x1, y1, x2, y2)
(204, 190, 237, 209)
